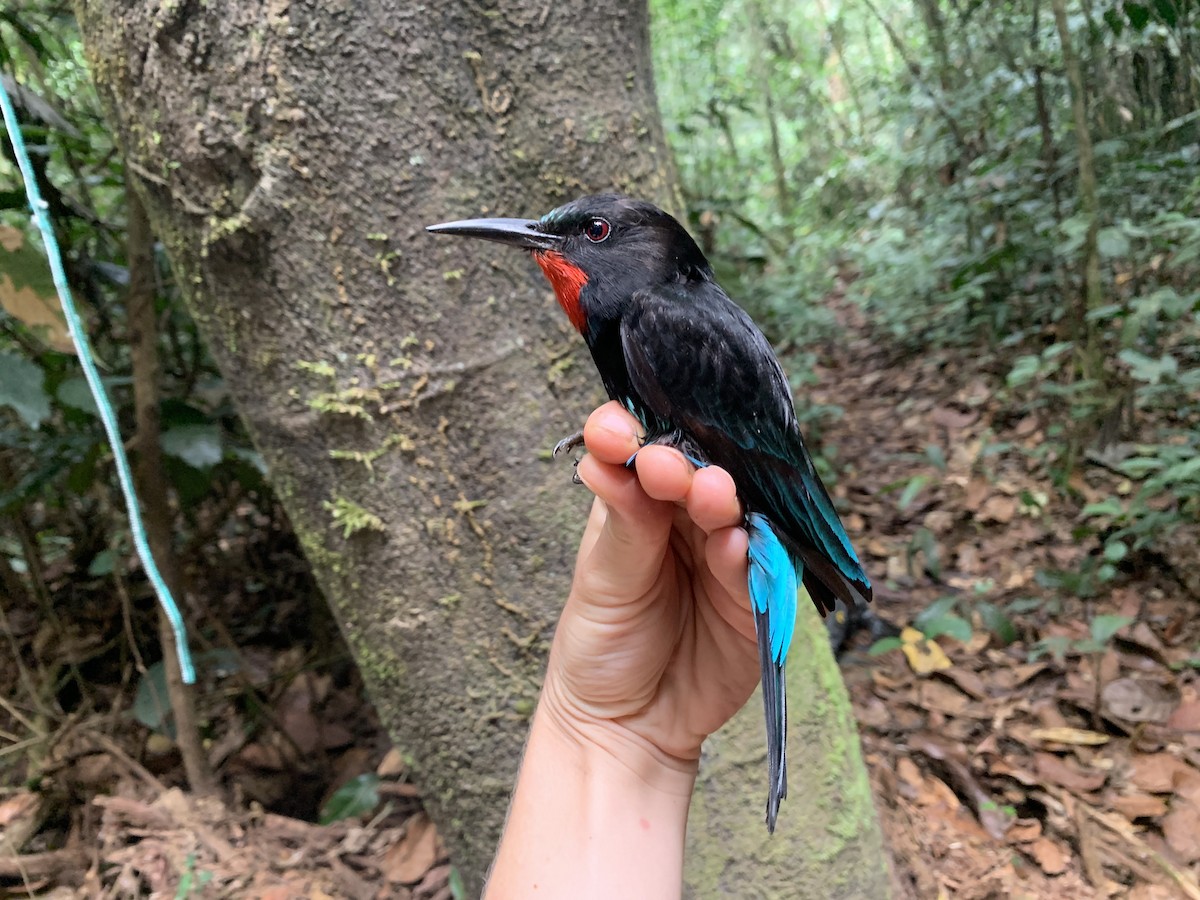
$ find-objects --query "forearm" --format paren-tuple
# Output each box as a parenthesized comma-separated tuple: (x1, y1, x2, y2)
(484, 683, 697, 900)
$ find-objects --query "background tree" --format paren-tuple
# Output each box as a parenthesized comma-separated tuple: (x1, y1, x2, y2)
(68, 1, 888, 894)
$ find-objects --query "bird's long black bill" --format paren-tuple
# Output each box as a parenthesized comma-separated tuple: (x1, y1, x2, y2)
(425, 217, 562, 251)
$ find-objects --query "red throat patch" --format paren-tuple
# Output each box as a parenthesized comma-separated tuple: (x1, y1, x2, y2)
(533, 251, 589, 334)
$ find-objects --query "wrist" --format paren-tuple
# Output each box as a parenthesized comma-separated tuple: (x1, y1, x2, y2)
(538, 673, 700, 798)
(485, 682, 694, 900)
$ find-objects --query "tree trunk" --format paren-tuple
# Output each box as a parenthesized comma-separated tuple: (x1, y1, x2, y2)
(1052, 0, 1104, 379)
(74, 1, 888, 893)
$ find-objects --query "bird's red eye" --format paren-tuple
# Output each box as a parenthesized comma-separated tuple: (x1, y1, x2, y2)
(584, 218, 611, 243)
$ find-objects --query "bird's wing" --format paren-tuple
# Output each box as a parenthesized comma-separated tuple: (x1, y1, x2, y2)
(619, 283, 871, 613)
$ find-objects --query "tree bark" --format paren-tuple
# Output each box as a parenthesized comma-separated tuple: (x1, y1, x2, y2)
(74, 1, 888, 893)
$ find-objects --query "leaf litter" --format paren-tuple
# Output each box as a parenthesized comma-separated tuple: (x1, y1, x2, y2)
(814, 299, 1200, 898)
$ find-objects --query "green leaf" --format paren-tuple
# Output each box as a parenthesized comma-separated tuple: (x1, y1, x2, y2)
(867, 636, 903, 656)
(0, 352, 50, 428)
(1124, 2, 1151, 29)
(915, 596, 958, 630)
(319, 773, 381, 824)
(87, 549, 116, 576)
(56, 376, 99, 416)
(977, 602, 1018, 645)
(920, 614, 973, 643)
(898, 474, 929, 510)
(1082, 498, 1124, 517)
(1103, 540, 1128, 563)
(1006, 355, 1041, 388)
(160, 424, 223, 469)
(133, 661, 173, 736)
(1161, 455, 1200, 485)
(1097, 226, 1130, 259)
(1090, 614, 1132, 645)
(1118, 349, 1177, 384)
(448, 867, 467, 900)
(924, 444, 947, 472)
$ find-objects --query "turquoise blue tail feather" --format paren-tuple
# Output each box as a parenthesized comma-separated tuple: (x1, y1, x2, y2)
(747, 514, 799, 832)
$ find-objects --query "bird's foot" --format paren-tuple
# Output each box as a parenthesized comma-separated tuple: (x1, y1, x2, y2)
(553, 430, 586, 485)
(625, 434, 709, 470)
(553, 430, 585, 458)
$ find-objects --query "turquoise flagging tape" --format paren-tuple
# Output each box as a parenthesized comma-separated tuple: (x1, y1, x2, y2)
(0, 79, 195, 684)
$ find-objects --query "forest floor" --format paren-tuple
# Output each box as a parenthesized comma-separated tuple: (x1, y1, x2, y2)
(2, 296, 1199, 899)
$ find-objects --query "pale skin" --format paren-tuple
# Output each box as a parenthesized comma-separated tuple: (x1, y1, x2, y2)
(483, 401, 763, 900)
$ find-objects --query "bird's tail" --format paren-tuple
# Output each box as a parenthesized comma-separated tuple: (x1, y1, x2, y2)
(746, 514, 801, 833)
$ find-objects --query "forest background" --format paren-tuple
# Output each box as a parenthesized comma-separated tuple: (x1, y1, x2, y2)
(1, 0, 1198, 896)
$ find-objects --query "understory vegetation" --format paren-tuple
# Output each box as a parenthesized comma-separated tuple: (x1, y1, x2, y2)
(652, 0, 1199, 591)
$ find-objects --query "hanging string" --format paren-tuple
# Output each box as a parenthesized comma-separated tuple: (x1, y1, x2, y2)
(0, 79, 196, 684)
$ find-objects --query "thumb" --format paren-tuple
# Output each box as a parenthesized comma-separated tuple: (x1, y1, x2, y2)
(574, 453, 674, 602)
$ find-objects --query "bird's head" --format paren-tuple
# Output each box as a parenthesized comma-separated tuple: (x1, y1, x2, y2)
(427, 194, 711, 335)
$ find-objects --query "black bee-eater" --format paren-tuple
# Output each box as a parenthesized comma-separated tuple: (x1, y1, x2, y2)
(427, 194, 872, 832)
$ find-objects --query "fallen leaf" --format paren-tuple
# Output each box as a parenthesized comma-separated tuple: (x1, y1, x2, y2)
(931, 405, 979, 429)
(1162, 800, 1200, 863)
(1035, 752, 1108, 793)
(1102, 678, 1179, 724)
(897, 757, 924, 790)
(1129, 753, 1193, 794)
(0, 791, 40, 827)
(978, 495, 1017, 524)
(382, 812, 441, 884)
(1029, 836, 1070, 875)
(1006, 818, 1042, 843)
(377, 747, 407, 778)
(899, 627, 952, 675)
(1029, 727, 1110, 746)
(1110, 792, 1169, 820)
(938, 668, 988, 700)
(1168, 700, 1200, 733)
(918, 679, 971, 715)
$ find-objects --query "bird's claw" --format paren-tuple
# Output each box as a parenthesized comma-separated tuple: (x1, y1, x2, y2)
(571, 456, 584, 485)
(553, 430, 585, 458)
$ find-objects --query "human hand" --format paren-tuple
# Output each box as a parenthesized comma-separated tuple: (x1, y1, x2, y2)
(540, 401, 761, 768)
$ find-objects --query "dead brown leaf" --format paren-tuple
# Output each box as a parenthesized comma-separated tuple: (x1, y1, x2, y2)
(381, 812, 441, 884)
(1162, 801, 1200, 863)
(1111, 792, 1169, 820)
(1035, 752, 1108, 793)
(1102, 678, 1179, 724)
(978, 495, 1017, 524)
(1029, 836, 1070, 875)
(1007, 818, 1042, 843)
(1129, 753, 1193, 794)
(918, 679, 971, 715)
(377, 748, 407, 778)
(1167, 700, 1200, 733)
(931, 405, 979, 429)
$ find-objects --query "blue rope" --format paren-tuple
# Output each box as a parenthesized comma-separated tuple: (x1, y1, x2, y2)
(1, 79, 196, 684)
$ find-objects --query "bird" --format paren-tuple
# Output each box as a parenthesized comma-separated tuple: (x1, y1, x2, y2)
(427, 194, 871, 832)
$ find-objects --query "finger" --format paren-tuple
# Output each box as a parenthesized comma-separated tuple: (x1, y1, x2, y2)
(705, 525, 751, 613)
(582, 402, 642, 466)
(575, 453, 673, 599)
(686, 465, 742, 534)
(632, 444, 694, 503)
